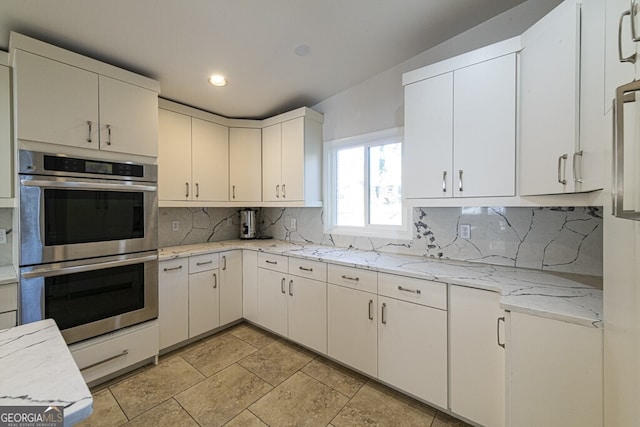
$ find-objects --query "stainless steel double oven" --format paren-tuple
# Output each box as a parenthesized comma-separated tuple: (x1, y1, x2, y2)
(19, 150, 159, 344)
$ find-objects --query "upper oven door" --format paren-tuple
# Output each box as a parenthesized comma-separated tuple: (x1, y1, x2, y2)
(20, 174, 158, 266)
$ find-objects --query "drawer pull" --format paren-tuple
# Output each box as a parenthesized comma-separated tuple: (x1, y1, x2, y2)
(281, 278, 286, 294)
(196, 260, 213, 266)
(80, 349, 128, 372)
(289, 280, 294, 296)
(266, 260, 278, 265)
(163, 265, 183, 272)
(381, 302, 387, 324)
(497, 317, 506, 349)
(213, 273, 218, 289)
(298, 266, 313, 272)
(368, 299, 373, 320)
(222, 256, 227, 270)
(342, 274, 360, 282)
(398, 285, 421, 295)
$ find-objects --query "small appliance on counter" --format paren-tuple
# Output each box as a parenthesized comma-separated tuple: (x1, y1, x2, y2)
(239, 208, 257, 239)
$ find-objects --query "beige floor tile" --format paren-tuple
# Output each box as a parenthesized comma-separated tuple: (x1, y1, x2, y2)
(249, 371, 349, 427)
(176, 364, 273, 427)
(224, 409, 268, 427)
(432, 411, 473, 427)
(110, 356, 205, 419)
(332, 382, 437, 427)
(123, 399, 198, 427)
(228, 323, 279, 349)
(76, 389, 127, 427)
(301, 357, 366, 398)
(239, 340, 314, 386)
(89, 366, 148, 393)
(181, 332, 258, 376)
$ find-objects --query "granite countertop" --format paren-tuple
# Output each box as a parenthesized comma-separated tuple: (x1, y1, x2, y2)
(0, 264, 17, 285)
(160, 240, 603, 328)
(0, 319, 93, 426)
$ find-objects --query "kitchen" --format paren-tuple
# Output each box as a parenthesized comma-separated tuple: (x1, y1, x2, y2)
(0, 1, 637, 425)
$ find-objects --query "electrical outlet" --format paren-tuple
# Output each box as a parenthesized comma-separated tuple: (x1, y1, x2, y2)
(0, 229, 6, 245)
(460, 224, 471, 240)
(172, 221, 179, 232)
(290, 218, 297, 231)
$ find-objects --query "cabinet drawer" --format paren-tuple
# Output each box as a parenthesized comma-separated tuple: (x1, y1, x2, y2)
(328, 264, 377, 293)
(0, 283, 17, 313)
(160, 259, 188, 275)
(288, 258, 327, 282)
(189, 253, 219, 273)
(0, 311, 16, 329)
(378, 273, 447, 310)
(257, 252, 288, 273)
(71, 321, 159, 385)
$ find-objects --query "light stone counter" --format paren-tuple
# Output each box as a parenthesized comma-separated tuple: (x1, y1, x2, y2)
(160, 240, 603, 328)
(0, 264, 17, 285)
(0, 319, 93, 426)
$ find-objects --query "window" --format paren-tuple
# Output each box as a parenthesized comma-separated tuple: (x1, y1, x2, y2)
(325, 127, 407, 237)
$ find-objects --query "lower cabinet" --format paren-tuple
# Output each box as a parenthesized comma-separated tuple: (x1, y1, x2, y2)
(257, 267, 288, 336)
(508, 311, 603, 427)
(220, 250, 243, 325)
(158, 258, 189, 350)
(188, 264, 220, 338)
(449, 285, 505, 427)
(242, 250, 258, 322)
(0, 283, 17, 329)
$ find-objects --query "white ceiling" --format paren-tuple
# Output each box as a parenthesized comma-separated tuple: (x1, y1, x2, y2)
(0, 0, 525, 119)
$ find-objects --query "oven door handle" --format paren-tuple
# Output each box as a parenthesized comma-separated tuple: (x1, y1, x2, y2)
(20, 179, 157, 192)
(21, 254, 158, 279)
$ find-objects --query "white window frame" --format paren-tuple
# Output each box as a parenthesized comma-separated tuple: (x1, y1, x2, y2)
(324, 127, 410, 239)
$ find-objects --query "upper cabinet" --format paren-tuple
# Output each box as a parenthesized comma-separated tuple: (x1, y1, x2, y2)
(229, 127, 262, 203)
(11, 32, 160, 158)
(519, 0, 605, 195)
(403, 39, 518, 200)
(0, 56, 11, 201)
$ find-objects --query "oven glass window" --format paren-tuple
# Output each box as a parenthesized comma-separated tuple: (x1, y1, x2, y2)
(45, 263, 145, 331)
(44, 189, 144, 245)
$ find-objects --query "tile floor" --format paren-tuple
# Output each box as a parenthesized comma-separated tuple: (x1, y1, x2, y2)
(78, 323, 471, 427)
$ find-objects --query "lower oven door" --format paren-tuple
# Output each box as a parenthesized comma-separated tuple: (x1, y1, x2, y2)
(20, 251, 158, 344)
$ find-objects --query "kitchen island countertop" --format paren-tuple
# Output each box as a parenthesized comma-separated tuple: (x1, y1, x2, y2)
(160, 240, 603, 328)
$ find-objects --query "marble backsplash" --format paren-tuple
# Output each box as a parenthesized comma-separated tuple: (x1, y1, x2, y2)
(159, 206, 603, 277)
(0, 209, 12, 266)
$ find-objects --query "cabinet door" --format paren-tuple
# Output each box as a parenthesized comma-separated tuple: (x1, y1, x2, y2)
(242, 251, 259, 322)
(288, 276, 327, 354)
(509, 312, 603, 427)
(378, 297, 448, 408)
(0, 65, 10, 199)
(229, 128, 262, 202)
(220, 251, 243, 325)
(159, 260, 189, 350)
(404, 72, 453, 199)
(327, 284, 377, 377)
(449, 286, 505, 427)
(189, 269, 220, 338)
(158, 109, 192, 201)
(192, 118, 229, 201)
(453, 54, 516, 198)
(281, 117, 305, 201)
(257, 268, 287, 336)
(262, 123, 282, 202)
(520, 0, 580, 195)
(15, 50, 99, 149)
(605, 0, 636, 112)
(98, 75, 158, 157)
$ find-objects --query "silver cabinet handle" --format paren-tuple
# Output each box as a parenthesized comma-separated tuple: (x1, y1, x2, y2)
(289, 279, 293, 296)
(299, 266, 313, 272)
(557, 154, 568, 185)
(442, 170, 447, 193)
(276, 184, 280, 198)
(572, 150, 583, 184)
(631, 2, 640, 42)
(80, 350, 128, 372)
(163, 265, 183, 272)
(213, 273, 217, 288)
(619, 9, 637, 63)
(232, 185, 236, 199)
(195, 183, 200, 198)
(381, 302, 387, 325)
(458, 169, 463, 192)
(87, 120, 93, 143)
(196, 260, 213, 266)
(222, 256, 227, 271)
(106, 124, 112, 145)
(398, 285, 421, 295)
(265, 260, 278, 265)
(185, 182, 189, 198)
(341, 274, 359, 281)
(368, 299, 374, 320)
(282, 184, 286, 198)
(281, 277, 286, 294)
(497, 316, 505, 349)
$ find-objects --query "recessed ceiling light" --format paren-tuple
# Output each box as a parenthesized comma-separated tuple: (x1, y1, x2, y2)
(208, 74, 227, 87)
(294, 44, 311, 57)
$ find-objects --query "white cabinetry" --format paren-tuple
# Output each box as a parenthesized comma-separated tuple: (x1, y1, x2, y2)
(242, 250, 259, 322)
(229, 128, 262, 202)
(257, 265, 288, 336)
(220, 250, 243, 325)
(188, 253, 220, 338)
(158, 258, 189, 350)
(158, 108, 229, 202)
(377, 274, 448, 408)
(403, 41, 517, 200)
(508, 312, 603, 427)
(0, 62, 11, 200)
(520, 0, 605, 195)
(12, 41, 159, 158)
(449, 286, 505, 427)
(0, 283, 17, 329)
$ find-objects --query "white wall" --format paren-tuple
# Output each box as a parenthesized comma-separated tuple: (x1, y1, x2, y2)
(313, 0, 563, 142)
